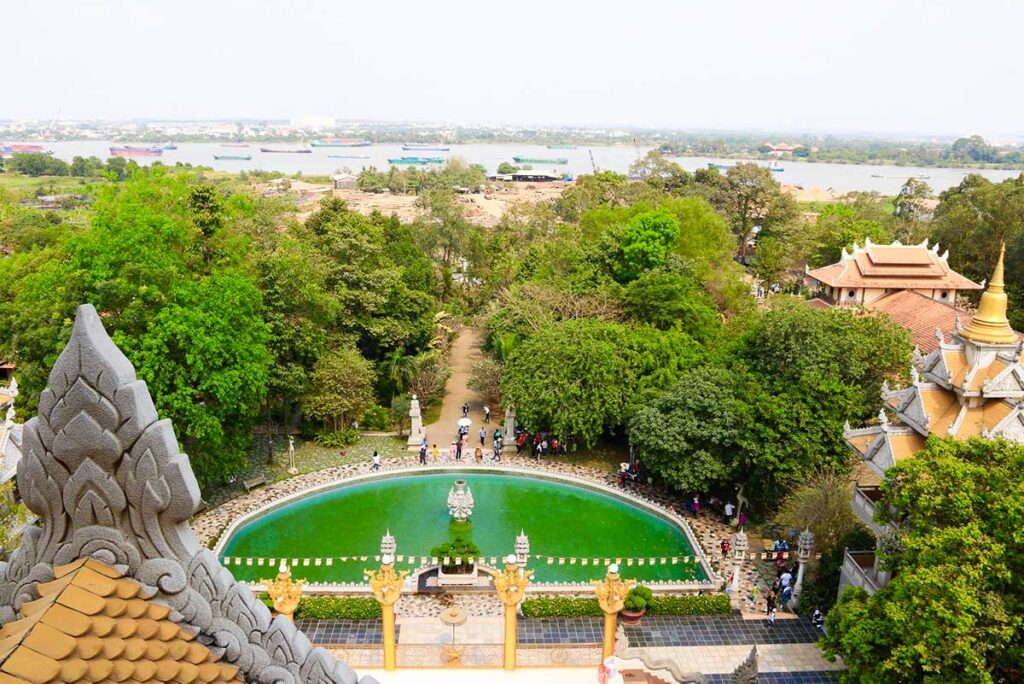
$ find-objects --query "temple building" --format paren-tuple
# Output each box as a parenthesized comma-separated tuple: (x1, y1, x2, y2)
(805, 238, 981, 307)
(0, 305, 376, 684)
(840, 245, 1023, 595)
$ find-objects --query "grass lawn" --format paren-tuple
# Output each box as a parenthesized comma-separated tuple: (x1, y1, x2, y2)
(0, 173, 105, 196)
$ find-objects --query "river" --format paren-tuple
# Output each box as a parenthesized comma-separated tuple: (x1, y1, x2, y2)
(19, 140, 1023, 195)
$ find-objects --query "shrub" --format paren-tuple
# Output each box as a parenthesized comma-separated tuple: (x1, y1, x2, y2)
(361, 404, 390, 431)
(430, 537, 480, 574)
(624, 585, 651, 612)
(521, 597, 604, 618)
(259, 595, 382, 619)
(315, 428, 359, 448)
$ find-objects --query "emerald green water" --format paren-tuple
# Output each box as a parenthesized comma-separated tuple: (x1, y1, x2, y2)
(220, 473, 705, 584)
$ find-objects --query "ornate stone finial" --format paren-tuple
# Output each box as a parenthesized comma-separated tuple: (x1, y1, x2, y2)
(380, 530, 396, 558)
(733, 529, 749, 558)
(0, 304, 367, 683)
(3, 404, 13, 427)
(486, 556, 533, 608)
(843, 419, 852, 436)
(447, 479, 475, 522)
(955, 314, 962, 331)
(730, 645, 758, 684)
(515, 530, 530, 567)
(4, 377, 17, 399)
(881, 379, 890, 396)
(961, 243, 1016, 345)
(364, 560, 408, 608)
(262, 562, 304, 622)
(798, 527, 815, 561)
(935, 326, 945, 343)
(878, 408, 889, 427)
(592, 566, 636, 614)
(864, 236, 873, 247)
(910, 365, 920, 384)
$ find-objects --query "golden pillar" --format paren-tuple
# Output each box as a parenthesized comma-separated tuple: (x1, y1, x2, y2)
(262, 562, 305, 622)
(592, 564, 635, 661)
(486, 554, 533, 671)
(365, 555, 409, 671)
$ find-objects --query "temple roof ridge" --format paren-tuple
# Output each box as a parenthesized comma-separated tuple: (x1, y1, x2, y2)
(0, 304, 374, 684)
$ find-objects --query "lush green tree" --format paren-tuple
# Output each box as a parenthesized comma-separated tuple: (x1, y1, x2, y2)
(893, 177, 933, 222)
(736, 299, 911, 411)
(629, 368, 748, 492)
(501, 319, 700, 444)
(623, 269, 720, 342)
(808, 204, 893, 267)
(628, 150, 692, 194)
(555, 171, 654, 222)
(822, 438, 1024, 682)
(7, 153, 69, 177)
(496, 162, 519, 174)
(932, 173, 1024, 290)
(303, 347, 375, 432)
(120, 271, 272, 488)
(615, 210, 681, 281)
(712, 163, 798, 261)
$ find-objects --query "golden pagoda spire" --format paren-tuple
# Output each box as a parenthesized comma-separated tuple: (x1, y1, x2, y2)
(960, 243, 1016, 345)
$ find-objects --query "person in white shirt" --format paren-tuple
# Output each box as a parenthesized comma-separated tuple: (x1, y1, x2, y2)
(780, 569, 793, 588)
(724, 501, 735, 523)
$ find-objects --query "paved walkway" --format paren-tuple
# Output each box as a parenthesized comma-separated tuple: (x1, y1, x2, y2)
(314, 614, 840, 677)
(423, 327, 490, 450)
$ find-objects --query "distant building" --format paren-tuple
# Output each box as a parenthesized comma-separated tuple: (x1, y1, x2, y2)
(840, 246, 1024, 596)
(332, 173, 357, 190)
(769, 143, 798, 153)
(805, 238, 981, 306)
(486, 171, 561, 183)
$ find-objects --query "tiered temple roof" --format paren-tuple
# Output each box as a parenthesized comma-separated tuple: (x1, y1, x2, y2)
(806, 238, 981, 292)
(845, 244, 1024, 476)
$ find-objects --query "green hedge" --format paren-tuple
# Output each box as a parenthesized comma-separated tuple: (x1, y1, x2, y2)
(521, 593, 731, 618)
(260, 595, 382, 619)
(649, 594, 731, 615)
(522, 597, 604, 618)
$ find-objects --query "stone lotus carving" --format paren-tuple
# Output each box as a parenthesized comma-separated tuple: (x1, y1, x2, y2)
(0, 305, 373, 684)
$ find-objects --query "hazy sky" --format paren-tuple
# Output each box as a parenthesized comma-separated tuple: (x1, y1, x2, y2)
(7, 0, 1023, 136)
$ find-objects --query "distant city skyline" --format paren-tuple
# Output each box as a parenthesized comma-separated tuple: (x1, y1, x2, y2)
(8, 1, 1024, 138)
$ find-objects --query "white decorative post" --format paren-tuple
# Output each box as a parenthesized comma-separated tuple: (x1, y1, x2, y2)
(504, 404, 516, 443)
(792, 527, 814, 607)
(731, 529, 749, 594)
(287, 435, 297, 475)
(515, 529, 530, 568)
(380, 530, 397, 558)
(407, 394, 426, 447)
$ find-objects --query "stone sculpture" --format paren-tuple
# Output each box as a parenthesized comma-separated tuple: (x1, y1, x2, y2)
(0, 304, 374, 684)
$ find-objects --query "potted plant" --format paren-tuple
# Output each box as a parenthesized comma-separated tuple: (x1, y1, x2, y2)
(620, 585, 653, 624)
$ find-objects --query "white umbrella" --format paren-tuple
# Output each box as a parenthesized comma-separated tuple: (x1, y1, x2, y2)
(457, 417, 472, 427)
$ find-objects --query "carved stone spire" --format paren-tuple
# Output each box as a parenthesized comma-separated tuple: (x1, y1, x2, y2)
(0, 305, 371, 684)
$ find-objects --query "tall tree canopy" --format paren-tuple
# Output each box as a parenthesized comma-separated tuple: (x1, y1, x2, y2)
(822, 438, 1024, 683)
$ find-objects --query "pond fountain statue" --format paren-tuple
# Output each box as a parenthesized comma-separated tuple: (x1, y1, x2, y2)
(447, 479, 475, 522)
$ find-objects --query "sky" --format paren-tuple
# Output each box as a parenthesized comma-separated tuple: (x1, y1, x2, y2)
(6, 0, 1024, 137)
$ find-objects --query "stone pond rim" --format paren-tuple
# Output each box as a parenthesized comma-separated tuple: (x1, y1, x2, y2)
(216, 468, 714, 587)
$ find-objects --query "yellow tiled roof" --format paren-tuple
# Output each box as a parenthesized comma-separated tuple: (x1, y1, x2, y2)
(0, 558, 241, 684)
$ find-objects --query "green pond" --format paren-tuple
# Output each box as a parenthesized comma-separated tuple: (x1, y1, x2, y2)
(219, 472, 706, 584)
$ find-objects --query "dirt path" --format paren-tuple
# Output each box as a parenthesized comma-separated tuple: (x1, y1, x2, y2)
(424, 327, 492, 450)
